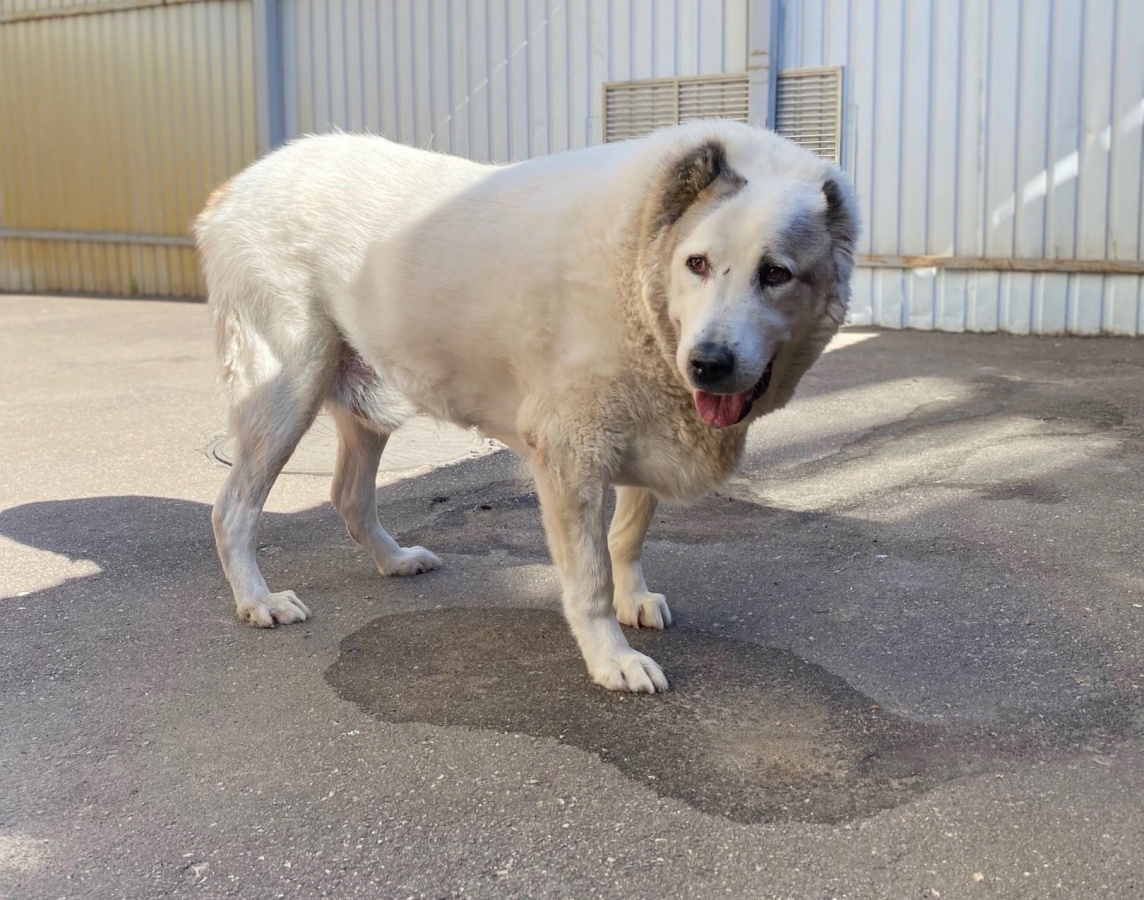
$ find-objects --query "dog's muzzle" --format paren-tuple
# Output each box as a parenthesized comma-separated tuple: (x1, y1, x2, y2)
(735, 357, 774, 424)
(691, 356, 775, 428)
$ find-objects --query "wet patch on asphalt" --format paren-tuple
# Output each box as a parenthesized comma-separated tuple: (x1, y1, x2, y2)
(326, 608, 996, 825)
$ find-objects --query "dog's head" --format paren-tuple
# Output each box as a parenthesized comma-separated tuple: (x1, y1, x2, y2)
(640, 125, 859, 428)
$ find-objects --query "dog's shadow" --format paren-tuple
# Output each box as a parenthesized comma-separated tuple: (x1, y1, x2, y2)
(0, 485, 1130, 825)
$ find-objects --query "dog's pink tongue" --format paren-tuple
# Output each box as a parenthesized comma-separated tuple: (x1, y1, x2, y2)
(694, 389, 750, 428)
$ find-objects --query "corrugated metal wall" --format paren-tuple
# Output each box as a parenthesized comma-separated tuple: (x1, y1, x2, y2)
(0, 0, 119, 12)
(0, 0, 749, 296)
(780, 0, 1144, 335)
(279, 0, 748, 159)
(0, 0, 257, 296)
(3, 0, 1142, 336)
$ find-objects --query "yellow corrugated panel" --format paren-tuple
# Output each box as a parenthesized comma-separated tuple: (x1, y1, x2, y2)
(0, 0, 255, 296)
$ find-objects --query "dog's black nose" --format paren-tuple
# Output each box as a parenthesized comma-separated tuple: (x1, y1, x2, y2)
(688, 343, 736, 388)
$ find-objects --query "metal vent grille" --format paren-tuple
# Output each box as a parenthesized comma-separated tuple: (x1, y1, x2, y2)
(774, 66, 843, 163)
(604, 74, 749, 142)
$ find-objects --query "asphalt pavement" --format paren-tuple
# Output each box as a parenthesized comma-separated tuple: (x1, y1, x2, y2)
(1, 294, 1142, 899)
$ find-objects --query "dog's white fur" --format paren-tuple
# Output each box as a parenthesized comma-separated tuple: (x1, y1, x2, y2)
(195, 121, 858, 693)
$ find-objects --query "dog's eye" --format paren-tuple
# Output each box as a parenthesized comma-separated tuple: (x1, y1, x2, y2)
(686, 255, 710, 277)
(761, 264, 792, 286)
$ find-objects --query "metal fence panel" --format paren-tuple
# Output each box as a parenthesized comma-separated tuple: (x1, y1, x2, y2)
(780, 0, 1144, 335)
(0, 0, 257, 296)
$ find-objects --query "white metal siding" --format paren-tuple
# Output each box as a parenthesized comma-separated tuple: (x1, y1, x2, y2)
(780, 0, 1144, 335)
(278, 0, 749, 161)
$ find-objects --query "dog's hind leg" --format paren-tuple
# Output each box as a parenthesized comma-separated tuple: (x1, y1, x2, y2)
(328, 405, 441, 577)
(609, 486, 672, 630)
(213, 374, 324, 627)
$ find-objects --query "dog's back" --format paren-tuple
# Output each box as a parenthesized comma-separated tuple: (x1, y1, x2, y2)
(194, 133, 488, 400)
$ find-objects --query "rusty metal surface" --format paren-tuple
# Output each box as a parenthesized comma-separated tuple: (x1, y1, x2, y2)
(0, 0, 211, 26)
(0, 0, 255, 296)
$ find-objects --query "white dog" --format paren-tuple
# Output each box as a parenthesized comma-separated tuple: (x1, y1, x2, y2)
(195, 121, 857, 693)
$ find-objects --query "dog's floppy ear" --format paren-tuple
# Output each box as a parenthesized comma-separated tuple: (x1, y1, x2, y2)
(822, 177, 857, 251)
(654, 140, 745, 231)
(820, 175, 859, 326)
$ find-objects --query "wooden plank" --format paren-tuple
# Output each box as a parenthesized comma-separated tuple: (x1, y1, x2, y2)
(858, 255, 1144, 275)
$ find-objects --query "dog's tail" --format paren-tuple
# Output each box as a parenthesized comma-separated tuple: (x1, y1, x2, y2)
(193, 169, 343, 412)
(193, 178, 259, 400)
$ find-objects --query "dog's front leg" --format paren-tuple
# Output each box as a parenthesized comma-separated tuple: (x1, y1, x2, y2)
(529, 462, 669, 694)
(609, 486, 672, 630)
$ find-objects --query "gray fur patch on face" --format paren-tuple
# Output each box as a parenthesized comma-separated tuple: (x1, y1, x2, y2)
(653, 140, 746, 233)
(771, 178, 858, 282)
(772, 210, 822, 269)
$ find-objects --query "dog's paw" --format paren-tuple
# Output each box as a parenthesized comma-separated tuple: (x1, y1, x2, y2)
(588, 648, 669, 694)
(236, 590, 311, 628)
(614, 590, 673, 630)
(380, 546, 441, 577)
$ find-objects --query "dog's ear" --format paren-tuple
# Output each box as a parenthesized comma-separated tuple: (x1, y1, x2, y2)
(822, 177, 857, 251)
(654, 140, 745, 231)
(820, 175, 859, 326)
